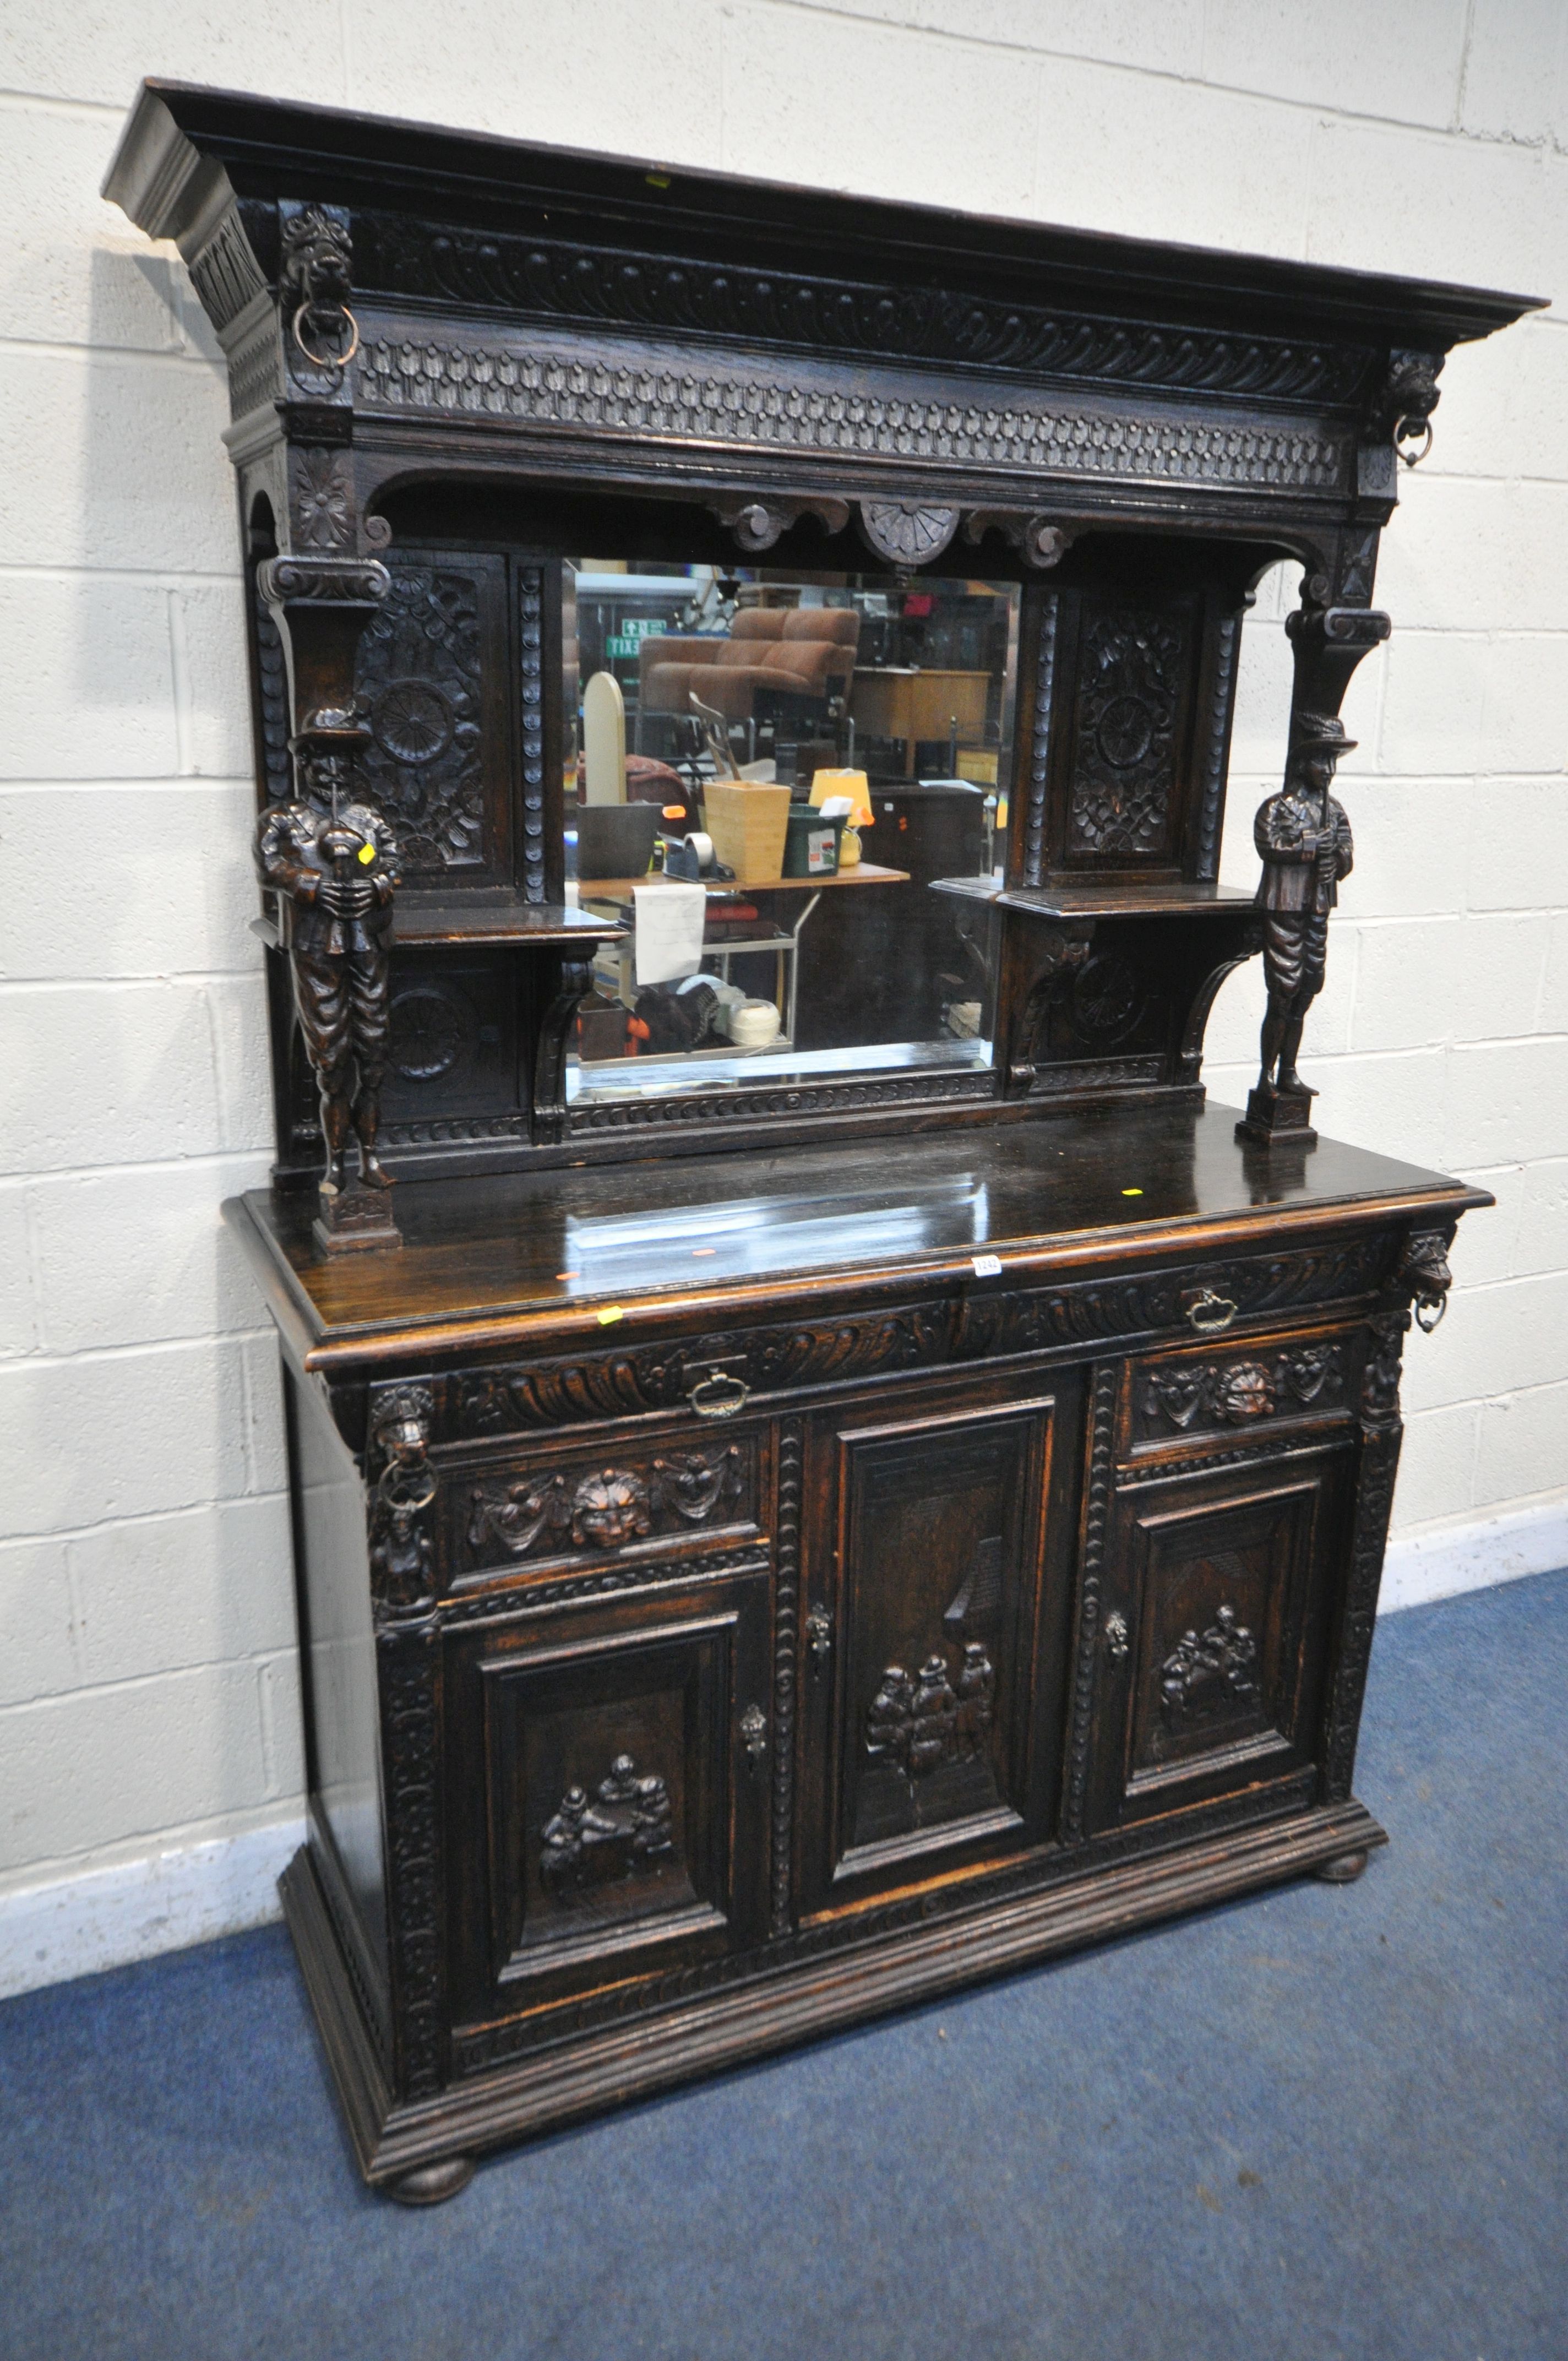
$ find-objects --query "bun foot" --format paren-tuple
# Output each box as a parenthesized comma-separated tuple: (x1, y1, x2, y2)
(384, 2156, 476, 2206)
(1314, 1847, 1370, 1885)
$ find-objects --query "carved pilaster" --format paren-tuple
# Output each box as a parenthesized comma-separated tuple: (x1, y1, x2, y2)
(770, 1421, 804, 1938)
(1064, 1364, 1118, 1842)
(1321, 1312, 1406, 1803)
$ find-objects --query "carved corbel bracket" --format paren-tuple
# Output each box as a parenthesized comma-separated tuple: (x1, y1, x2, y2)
(1005, 921, 1096, 1095)
(532, 956, 596, 1145)
(1284, 532, 1390, 736)
(257, 554, 391, 752)
(710, 494, 850, 552)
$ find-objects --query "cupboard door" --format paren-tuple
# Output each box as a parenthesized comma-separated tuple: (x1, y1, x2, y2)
(1086, 1441, 1353, 1834)
(798, 1377, 1080, 1919)
(445, 1569, 771, 2031)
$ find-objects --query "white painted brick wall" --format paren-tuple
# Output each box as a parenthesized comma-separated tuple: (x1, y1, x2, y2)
(1, 1, 1564, 1970)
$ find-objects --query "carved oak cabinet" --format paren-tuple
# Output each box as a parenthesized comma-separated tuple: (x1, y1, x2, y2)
(105, 83, 1536, 2202)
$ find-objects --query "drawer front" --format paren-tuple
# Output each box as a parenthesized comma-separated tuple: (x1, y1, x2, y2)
(1123, 1321, 1360, 1467)
(423, 1232, 1395, 1448)
(444, 1568, 772, 2045)
(450, 1420, 764, 1591)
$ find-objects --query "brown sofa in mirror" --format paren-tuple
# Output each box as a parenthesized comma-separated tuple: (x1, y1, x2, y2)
(103, 78, 1537, 2205)
(639, 606, 861, 736)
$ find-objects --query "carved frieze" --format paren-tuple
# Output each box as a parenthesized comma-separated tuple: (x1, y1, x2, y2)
(352, 212, 1374, 409)
(356, 334, 1347, 494)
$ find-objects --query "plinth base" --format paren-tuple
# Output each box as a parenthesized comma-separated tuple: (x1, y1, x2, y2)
(313, 1179, 401, 1256)
(1235, 1081, 1317, 1149)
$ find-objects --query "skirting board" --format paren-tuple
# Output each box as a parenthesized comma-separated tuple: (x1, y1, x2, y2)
(0, 1815, 305, 2001)
(3, 1494, 1564, 2004)
(1381, 1489, 1568, 1612)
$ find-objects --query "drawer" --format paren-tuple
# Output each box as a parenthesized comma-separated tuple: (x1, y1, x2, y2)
(449, 1417, 765, 1590)
(1120, 1320, 1360, 1468)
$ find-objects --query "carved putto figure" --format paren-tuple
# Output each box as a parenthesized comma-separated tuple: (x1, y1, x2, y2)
(1241, 711, 1355, 1140)
(254, 710, 400, 1202)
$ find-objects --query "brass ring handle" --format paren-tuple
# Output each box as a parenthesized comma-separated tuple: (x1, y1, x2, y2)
(1392, 415, 1434, 468)
(293, 299, 361, 371)
(378, 1461, 437, 1514)
(1185, 1290, 1238, 1336)
(688, 1369, 750, 1419)
(1414, 1294, 1447, 1334)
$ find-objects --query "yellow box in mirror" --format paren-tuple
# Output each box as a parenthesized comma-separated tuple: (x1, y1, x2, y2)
(955, 749, 999, 786)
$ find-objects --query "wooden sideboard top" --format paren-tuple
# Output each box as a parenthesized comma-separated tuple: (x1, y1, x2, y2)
(226, 1104, 1489, 1373)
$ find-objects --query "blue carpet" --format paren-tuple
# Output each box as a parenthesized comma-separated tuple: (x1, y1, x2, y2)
(3, 1570, 1565, 2361)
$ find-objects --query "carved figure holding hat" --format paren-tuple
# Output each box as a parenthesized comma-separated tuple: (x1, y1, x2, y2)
(254, 706, 401, 1228)
(1238, 711, 1356, 1146)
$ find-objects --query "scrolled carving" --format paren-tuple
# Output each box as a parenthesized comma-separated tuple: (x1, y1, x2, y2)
(353, 211, 1372, 408)
(541, 1754, 674, 1890)
(257, 554, 393, 610)
(467, 1444, 745, 1563)
(1139, 1342, 1345, 1436)
(963, 510, 1072, 569)
(710, 494, 850, 552)
(858, 501, 961, 568)
(1159, 1605, 1258, 1721)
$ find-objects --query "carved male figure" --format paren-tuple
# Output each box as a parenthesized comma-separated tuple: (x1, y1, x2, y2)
(254, 713, 400, 1194)
(1251, 711, 1355, 1098)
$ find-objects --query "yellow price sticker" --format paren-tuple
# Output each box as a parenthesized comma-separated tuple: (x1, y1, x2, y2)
(596, 1304, 624, 1326)
(356, 841, 377, 866)
(1121, 1187, 1144, 1197)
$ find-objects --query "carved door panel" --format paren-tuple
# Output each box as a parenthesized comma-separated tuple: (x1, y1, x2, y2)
(797, 1375, 1081, 1920)
(444, 1568, 770, 2033)
(1084, 1443, 1354, 1834)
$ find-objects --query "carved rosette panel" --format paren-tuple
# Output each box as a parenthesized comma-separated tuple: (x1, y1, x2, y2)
(540, 1753, 676, 1891)
(1137, 1343, 1346, 1443)
(1068, 603, 1191, 860)
(466, 1445, 746, 1566)
(353, 563, 485, 875)
(858, 501, 960, 567)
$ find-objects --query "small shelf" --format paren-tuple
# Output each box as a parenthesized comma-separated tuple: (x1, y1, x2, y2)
(932, 877, 1257, 920)
(576, 864, 911, 897)
(251, 895, 627, 953)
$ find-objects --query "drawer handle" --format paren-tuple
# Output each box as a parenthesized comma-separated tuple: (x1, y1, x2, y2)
(688, 1369, 750, 1420)
(1104, 1612, 1130, 1662)
(1186, 1291, 1238, 1336)
(740, 1702, 769, 1775)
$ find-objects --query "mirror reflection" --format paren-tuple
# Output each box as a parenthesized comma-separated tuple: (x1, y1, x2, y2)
(563, 562, 1019, 1102)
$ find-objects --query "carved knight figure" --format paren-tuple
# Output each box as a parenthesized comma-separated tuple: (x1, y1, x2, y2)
(254, 711, 400, 1196)
(1250, 711, 1355, 1103)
